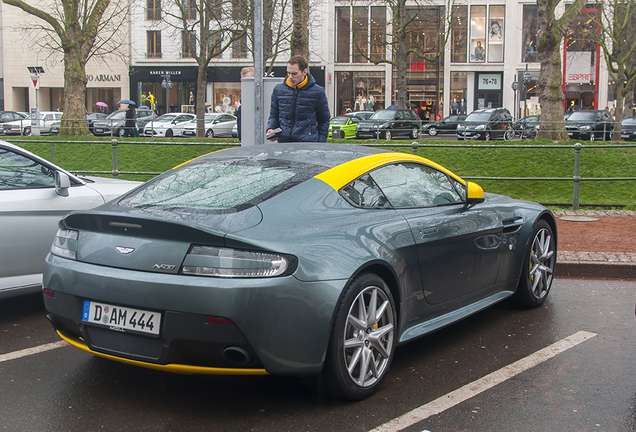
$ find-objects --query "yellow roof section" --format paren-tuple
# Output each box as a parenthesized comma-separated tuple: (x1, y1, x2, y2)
(314, 152, 466, 190)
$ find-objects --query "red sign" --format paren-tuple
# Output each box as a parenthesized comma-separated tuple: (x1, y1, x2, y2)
(411, 62, 426, 71)
(31, 76, 40, 89)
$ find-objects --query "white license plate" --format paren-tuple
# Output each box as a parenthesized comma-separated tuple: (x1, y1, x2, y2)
(94, 128, 103, 133)
(184, 131, 195, 135)
(621, 134, 628, 138)
(82, 301, 160, 336)
(567, 132, 573, 136)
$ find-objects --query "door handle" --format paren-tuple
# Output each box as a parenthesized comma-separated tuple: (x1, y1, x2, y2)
(419, 227, 439, 237)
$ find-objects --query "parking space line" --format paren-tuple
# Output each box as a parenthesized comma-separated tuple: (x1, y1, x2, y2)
(0, 340, 68, 364)
(371, 331, 597, 432)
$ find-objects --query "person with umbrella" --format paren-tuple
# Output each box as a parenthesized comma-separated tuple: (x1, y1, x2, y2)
(119, 100, 138, 137)
(96, 101, 108, 114)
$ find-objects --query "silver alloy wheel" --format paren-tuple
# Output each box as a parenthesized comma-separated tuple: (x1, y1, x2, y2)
(385, 130, 392, 140)
(342, 285, 395, 388)
(412, 128, 419, 138)
(528, 227, 555, 300)
(206, 129, 214, 138)
(428, 127, 438, 136)
(589, 132, 595, 141)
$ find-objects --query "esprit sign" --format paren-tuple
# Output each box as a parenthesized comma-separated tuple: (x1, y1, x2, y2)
(566, 52, 594, 84)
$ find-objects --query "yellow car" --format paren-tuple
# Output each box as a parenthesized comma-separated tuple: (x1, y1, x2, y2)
(328, 116, 360, 139)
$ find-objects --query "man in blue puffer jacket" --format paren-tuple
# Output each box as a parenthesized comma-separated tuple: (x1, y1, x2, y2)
(267, 55, 330, 142)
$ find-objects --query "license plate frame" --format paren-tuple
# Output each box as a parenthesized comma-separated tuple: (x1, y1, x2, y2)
(82, 300, 161, 336)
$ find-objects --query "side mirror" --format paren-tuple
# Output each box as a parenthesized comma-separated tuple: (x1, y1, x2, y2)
(54, 171, 70, 197)
(465, 181, 484, 206)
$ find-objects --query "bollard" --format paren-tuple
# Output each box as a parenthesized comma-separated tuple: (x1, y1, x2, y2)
(411, 142, 419, 155)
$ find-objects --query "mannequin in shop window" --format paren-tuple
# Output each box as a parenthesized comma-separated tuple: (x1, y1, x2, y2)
(459, 99, 466, 115)
(451, 98, 459, 115)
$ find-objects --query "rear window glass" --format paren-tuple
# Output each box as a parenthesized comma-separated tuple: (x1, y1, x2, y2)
(119, 158, 324, 212)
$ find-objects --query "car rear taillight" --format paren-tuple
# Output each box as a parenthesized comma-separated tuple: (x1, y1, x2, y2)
(50, 228, 79, 260)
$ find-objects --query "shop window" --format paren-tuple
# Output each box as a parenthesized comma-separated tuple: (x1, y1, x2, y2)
(522, 5, 539, 62)
(147, 0, 161, 20)
(370, 7, 386, 61)
(352, 7, 369, 62)
(147, 31, 162, 58)
(183, 0, 196, 20)
(451, 5, 467, 63)
(469, 5, 486, 63)
(487, 6, 504, 63)
(335, 6, 350, 63)
(182, 31, 195, 58)
(335, 71, 385, 115)
(213, 83, 241, 115)
(450, 72, 468, 112)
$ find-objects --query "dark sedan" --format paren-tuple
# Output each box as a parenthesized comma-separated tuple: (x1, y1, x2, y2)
(356, 109, 421, 140)
(456, 108, 512, 141)
(620, 116, 636, 141)
(422, 115, 467, 136)
(565, 109, 614, 141)
(44, 143, 556, 400)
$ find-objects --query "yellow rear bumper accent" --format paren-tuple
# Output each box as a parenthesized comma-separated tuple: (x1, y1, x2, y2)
(315, 152, 465, 190)
(57, 330, 268, 376)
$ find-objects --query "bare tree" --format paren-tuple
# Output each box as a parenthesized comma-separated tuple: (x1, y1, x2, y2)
(588, 0, 636, 127)
(350, 0, 455, 109)
(164, 0, 250, 137)
(536, 0, 584, 140)
(2, 0, 128, 135)
(245, 0, 293, 74)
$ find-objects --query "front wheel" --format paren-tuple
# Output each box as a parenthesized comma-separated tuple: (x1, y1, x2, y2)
(411, 128, 419, 139)
(165, 129, 174, 137)
(340, 130, 345, 139)
(205, 129, 214, 138)
(484, 131, 491, 141)
(589, 132, 595, 142)
(514, 220, 556, 308)
(504, 129, 515, 141)
(384, 130, 392, 140)
(428, 127, 438, 136)
(23, 127, 31, 136)
(117, 128, 126, 137)
(319, 273, 396, 400)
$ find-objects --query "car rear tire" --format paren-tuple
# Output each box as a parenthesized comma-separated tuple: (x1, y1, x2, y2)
(428, 127, 438, 136)
(319, 273, 396, 400)
(166, 129, 174, 137)
(340, 131, 345, 139)
(484, 131, 491, 141)
(205, 129, 214, 138)
(117, 128, 126, 137)
(411, 128, 419, 139)
(514, 219, 556, 308)
(23, 127, 31, 136)
(384, 130, 392, 140)
(589, 132, 595, 141)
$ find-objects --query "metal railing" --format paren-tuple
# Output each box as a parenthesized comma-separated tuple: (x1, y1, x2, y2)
(6, 138, 635, 210)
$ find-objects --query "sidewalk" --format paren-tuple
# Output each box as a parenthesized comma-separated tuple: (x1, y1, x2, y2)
(554, 210, 636, 279)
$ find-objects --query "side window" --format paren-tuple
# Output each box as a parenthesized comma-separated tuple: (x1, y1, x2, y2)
(0, 148, 55, 190)
(369, 162, 463, 208)
(395, 111, 404, 120)
(340, 174, 390, 208)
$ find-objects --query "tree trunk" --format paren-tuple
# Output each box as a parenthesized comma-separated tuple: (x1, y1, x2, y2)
(195, 62, 207, 138)
(395, 0, 408, 109)
(291, 0, 309, 59)
(60, 48, 90, 135)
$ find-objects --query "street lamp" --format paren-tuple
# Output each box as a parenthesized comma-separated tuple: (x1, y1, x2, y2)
(161, 74, 173, 114)
(511, 78, 519, 121)
(522, 65, 531, 118)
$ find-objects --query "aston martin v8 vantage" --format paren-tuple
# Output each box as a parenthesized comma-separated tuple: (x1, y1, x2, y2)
(43, 143, 557, 400)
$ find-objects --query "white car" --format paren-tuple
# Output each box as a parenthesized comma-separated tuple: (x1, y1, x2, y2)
(2, 111, 63, 136)
(0, 141, 142, 299)
(175, 113, 237, 138)
(142, 113, 195, 137)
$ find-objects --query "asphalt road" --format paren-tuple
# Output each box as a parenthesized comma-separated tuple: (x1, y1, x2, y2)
(1, 277, 635, 432)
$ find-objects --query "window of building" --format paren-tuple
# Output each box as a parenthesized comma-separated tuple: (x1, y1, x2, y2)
(147, 0, 161, 20)
(335, 71, 385, 115)
(451, 5, 468, 63)
(335, 6, 350, 63)
(352, 7, 369, 62)
(450, 72, 468, 110)
(147, 31, 162, 58)
(487, 6, 504, 62)
(183, 0, 196, 20)
(182, 31, 195, 58)
(232, 34, 248, 58)
(469, 5, 486, 63)
(370, 7, 386, 61)
(522, 5, 539, 62)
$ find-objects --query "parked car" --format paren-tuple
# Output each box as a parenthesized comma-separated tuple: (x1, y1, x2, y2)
(232, 123, 238, 138)
(50, 112, 108, 135)
(143, 113, 196, 137)
(422, 114, 467, 136)
(92, 108, 157, 137)
(355, 109, 421, 140)
(0, 141, 142, 299)
(344, 111, 374, 120)
(175, 113, 236, 138)
(620, 116, 636, 141)
(43, 143, 556, 400)
(328, 115, 360, 139)
(564, 109, 614, 141)
(0, 111, 28, 126)
(456, 108, 512, 140)
(2, 111, 63, 136)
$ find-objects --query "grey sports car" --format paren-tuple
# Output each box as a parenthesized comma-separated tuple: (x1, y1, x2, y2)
(0, 141, 142, 299)
(43, 143, 557, 400)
